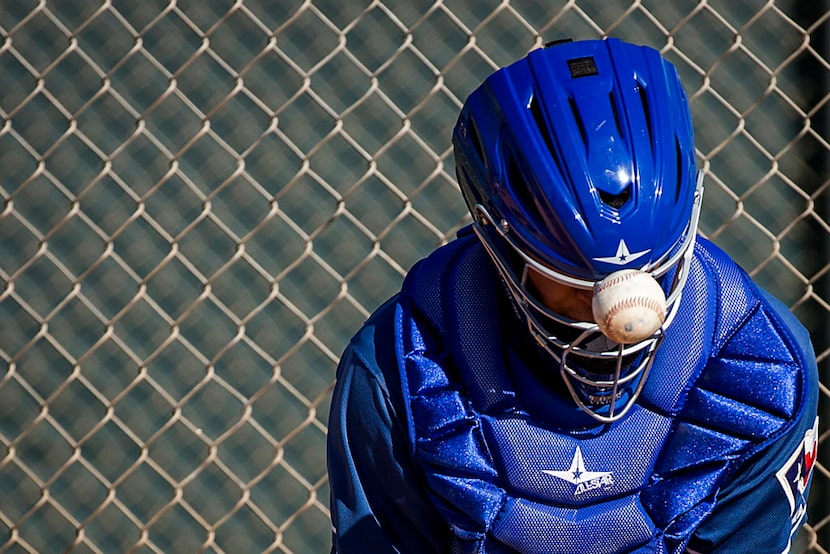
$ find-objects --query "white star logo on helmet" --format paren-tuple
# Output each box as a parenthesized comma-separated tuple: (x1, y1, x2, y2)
(593, 239, 650, 266)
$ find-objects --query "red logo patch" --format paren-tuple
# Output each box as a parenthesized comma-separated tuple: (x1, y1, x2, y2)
(776, 417, 819, 517)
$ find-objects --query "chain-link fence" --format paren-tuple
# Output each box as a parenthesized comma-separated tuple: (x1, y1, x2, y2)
(0, 1, 827, 552)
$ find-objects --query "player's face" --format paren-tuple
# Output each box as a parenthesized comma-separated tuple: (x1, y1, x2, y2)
(525, 267, 595, 323)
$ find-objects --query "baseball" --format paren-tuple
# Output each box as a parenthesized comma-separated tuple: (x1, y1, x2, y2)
(592, 269, 667, 344)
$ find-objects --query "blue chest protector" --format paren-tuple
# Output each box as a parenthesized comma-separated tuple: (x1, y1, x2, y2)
(393, 232, 812, 553)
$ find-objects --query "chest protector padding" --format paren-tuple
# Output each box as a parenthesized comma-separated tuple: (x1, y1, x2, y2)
(395, 233, 803, 553)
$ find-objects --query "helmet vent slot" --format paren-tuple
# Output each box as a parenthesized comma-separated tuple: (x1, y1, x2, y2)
(637, 82, 654, 150)
(674, 137, 684, 201)
(467, 118, 486, 164)
(608, 91, 623, 137)
(530, 94, 563, 169)
(506, 154, 545, 223)
(567, 97, 588, 146)
(599, 187, 631, 208)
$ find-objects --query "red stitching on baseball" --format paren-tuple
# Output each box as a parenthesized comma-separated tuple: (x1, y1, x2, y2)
(593, 271, 641, 295)
(602, 297, 666, 333)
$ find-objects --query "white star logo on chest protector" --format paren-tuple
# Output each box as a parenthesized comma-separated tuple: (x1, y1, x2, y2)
(593, 239, 650, 266)
(543, 446, 614, 496)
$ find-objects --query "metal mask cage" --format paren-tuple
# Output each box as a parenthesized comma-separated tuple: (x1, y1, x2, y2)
(471, 172, 704, 422)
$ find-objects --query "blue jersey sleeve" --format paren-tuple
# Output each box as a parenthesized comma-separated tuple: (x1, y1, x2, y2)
(688, 292, 820, 554)
(327, 298, 451, 553)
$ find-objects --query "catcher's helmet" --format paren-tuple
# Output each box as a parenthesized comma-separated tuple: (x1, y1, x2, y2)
(453, 38, 703, 422)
